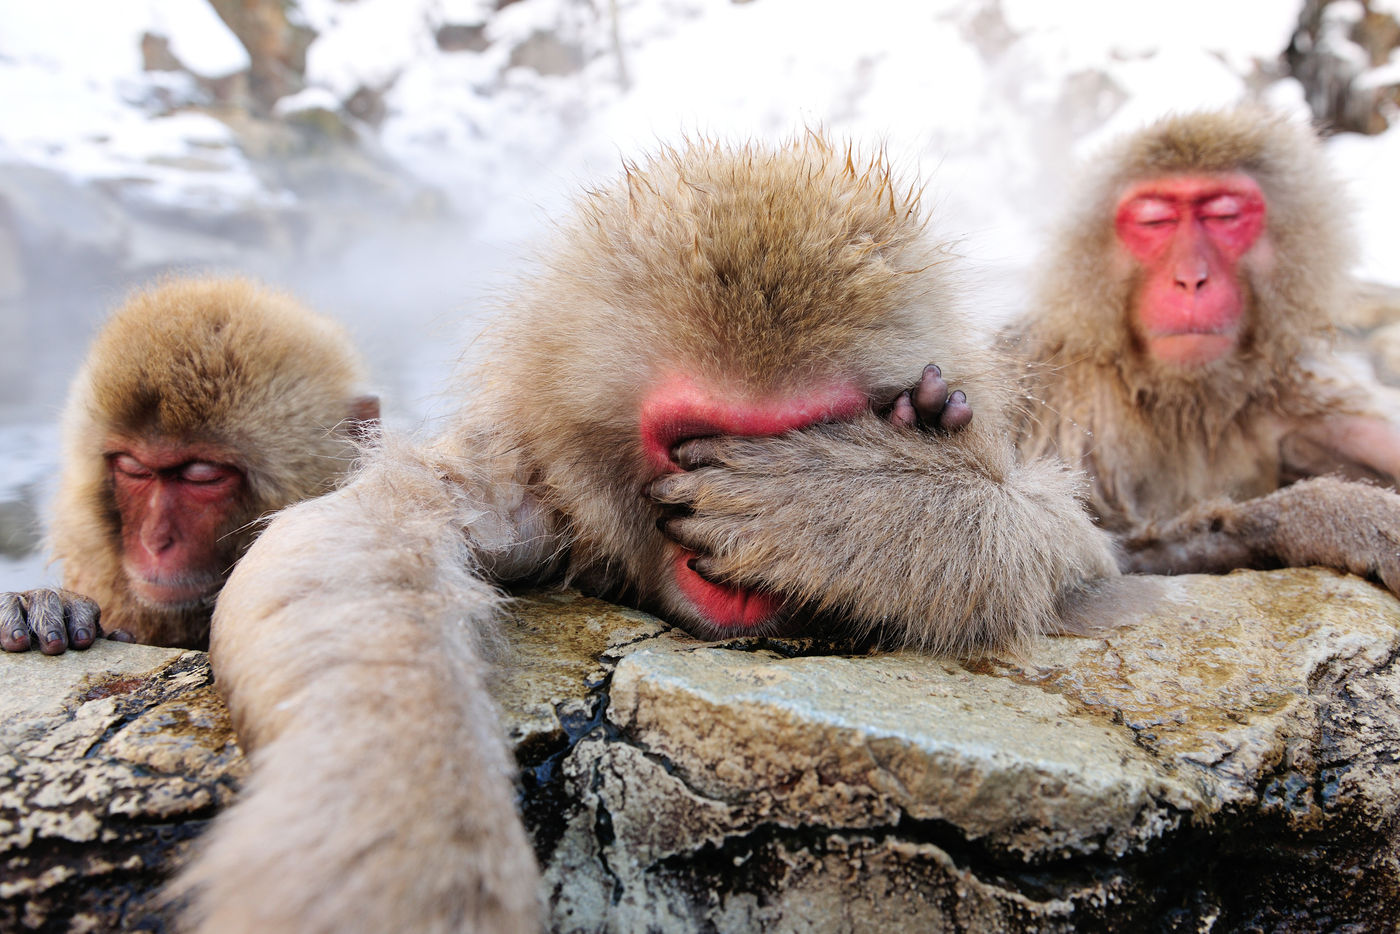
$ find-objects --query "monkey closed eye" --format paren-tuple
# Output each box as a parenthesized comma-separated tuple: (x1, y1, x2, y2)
(0, 588, 102, 654)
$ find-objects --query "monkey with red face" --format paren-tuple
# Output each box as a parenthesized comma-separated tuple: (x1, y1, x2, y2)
(1012, 108, 1400, 589)
(0, 275, 377, 653)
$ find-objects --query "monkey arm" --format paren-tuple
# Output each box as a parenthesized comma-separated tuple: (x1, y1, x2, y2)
(1281, 412, 1400, 488)
(1120, 476, 1400, 594)
(650, 415, 1118, 653)
(171, 443, 546, 934)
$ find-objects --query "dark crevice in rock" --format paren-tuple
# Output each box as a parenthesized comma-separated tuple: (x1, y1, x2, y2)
(590, 765, 624, 906)
(645, 803, 1399, 931)
(519, 692, 618, 866)
(703, 622, 883, 659)
(0, 818, 207, 934)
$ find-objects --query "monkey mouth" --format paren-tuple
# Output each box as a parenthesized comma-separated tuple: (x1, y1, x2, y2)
(671, 551, 786, 630)
(127, 570, 222, 609)
(1145, 331, 1237, 366)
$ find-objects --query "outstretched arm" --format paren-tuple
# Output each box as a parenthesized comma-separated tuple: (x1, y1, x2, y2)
(172, 438, 558, 934)
(650, 413, 1117, 654)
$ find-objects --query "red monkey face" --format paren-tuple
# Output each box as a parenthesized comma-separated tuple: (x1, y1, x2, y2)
(1114, 172, 1267, 367)
(108, 439, 248, 609)
(639, 375, 868, 632)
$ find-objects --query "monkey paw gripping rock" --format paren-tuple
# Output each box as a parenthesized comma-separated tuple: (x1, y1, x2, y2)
(5, 569, 1400, 932)
(0, 643, 242, 933)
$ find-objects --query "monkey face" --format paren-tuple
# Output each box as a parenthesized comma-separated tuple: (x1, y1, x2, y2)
(106, 436, 253, 612)
(1114, 172, 1268, 368)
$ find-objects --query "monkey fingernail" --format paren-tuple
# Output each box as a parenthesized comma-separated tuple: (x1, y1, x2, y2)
(73, 629, 91, 643)
(913, 369, 950, 421)
(940, 390, 973, 432)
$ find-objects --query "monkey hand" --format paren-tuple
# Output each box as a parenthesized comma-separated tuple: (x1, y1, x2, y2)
(0, 588, 102, 654)
(884, 363, 972, 432)
(651, 417, 1115, 651)
(651, 418, 980, 607)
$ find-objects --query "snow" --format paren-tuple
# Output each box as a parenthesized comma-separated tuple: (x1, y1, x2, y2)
(3, 0, 1395, 278)
(303, 0, 438, 99)
(0, 0, 261, 207)
(1329, 128, 1400, 286)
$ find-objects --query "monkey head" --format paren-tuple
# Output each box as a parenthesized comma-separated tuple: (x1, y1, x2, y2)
(50, 276, 376, 644)
(1034, 108, 1354, 393)
(487, 135, 984, 639)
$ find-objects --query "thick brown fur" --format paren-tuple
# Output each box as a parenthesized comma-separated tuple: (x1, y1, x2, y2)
(174, 135, 1116, 932)
(46, 274, 369, 647)
(1010, 108, 1400, 587)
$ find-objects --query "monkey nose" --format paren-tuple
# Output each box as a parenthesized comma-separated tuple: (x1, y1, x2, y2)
(140, 523, 176, 555)
(1174, 260, 1209, 292)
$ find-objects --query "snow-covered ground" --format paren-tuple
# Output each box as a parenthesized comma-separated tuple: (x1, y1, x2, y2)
(1, 0, 1398, 591)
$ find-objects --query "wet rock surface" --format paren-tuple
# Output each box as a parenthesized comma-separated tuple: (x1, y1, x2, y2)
(507, 572, 1400, 932)
(0, 643, 241, 933)
(4, 569, 1400, 932)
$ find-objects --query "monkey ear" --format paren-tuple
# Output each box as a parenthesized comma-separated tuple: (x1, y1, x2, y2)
(346, 394, 381, 439)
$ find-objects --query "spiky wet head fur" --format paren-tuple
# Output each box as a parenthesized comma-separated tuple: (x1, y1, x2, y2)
(50, 274, 368, 644)
(473, 133, 985, 615)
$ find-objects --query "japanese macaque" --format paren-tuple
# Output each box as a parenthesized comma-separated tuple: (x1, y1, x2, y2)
(0, 275, 377, 653)
(1011, 108, 1400, 589)
(173, 136, 1116, 933)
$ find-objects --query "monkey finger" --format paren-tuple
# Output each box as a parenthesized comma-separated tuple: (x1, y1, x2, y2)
(26, 589, 71, 655)
(672, 437, 727, 471)
(939, 390, 973, 432)
(912, 364, 950, 422)
(107, 629, 136, 644)
(888, 392, 917, 429)
(0, 592, 31, 652)
(689, 554, 725, 583)
(62, 591, 101, 650)
(648, 472, 698, 505)
(660, 516, 712, 553)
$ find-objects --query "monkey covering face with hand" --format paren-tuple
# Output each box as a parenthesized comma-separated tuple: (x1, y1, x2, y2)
(171, 134, 1117, 934)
